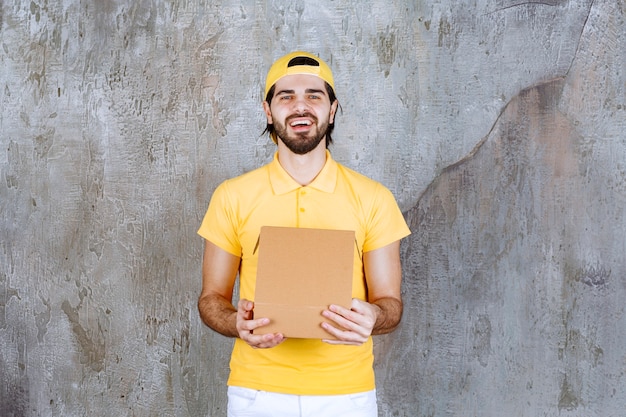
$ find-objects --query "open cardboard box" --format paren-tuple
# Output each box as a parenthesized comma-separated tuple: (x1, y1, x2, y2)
(253, 226, 355, 339)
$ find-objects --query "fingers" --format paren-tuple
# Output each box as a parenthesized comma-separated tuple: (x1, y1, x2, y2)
(236, 299, 285, 349)
(321, 328, 367, 345)
(321, 299, 377, 345)
(236, 299, 255, 321)
(243, 331, 285, 349)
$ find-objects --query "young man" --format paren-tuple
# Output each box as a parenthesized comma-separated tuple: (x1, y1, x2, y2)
(198, 51, 411, 417)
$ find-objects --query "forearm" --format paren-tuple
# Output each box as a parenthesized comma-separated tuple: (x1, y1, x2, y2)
(371, 296, 403, 335)
(198, 293, 238, 337)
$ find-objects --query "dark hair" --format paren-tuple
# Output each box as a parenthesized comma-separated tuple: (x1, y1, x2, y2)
(262, 82, 339, 147)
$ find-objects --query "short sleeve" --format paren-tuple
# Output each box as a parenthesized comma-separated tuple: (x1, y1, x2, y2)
(197, 181, 242, 257)
(362, 184, 411, 253)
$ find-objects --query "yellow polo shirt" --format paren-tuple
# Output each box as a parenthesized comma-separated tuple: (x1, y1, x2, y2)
(198, 151, 410, 395)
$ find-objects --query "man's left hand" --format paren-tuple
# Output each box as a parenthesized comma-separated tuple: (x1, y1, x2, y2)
(320, 298, 380, 345)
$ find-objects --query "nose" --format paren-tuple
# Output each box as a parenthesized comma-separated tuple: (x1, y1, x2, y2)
(292, 94, 310, 113)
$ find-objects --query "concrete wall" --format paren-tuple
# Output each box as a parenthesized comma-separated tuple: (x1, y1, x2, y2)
(1, 0, 624, 416)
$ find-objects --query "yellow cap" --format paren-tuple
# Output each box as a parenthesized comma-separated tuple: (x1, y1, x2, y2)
(264, 51, 335, 99)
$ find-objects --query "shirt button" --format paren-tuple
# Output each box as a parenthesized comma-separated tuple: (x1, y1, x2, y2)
(300, 208, 305, 213)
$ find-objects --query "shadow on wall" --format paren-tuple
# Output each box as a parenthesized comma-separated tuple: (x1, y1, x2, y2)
(385, 76, 625, 416)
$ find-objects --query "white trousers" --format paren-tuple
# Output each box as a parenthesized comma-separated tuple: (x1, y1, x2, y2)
(227, 386, 378, 417)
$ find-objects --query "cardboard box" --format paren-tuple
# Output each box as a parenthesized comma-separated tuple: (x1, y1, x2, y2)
(253, 226, 355, 339)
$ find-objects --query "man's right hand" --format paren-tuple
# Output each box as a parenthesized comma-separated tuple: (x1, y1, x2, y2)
(236, 299, 285, 349)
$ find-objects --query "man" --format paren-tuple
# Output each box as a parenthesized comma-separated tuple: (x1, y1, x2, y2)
(197, 51, 411, 417)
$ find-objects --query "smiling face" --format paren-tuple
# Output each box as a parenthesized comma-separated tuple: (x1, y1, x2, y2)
(263, 74, 338, 155)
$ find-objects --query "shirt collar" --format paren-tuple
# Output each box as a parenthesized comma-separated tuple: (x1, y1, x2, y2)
(269, 150, 338, 195)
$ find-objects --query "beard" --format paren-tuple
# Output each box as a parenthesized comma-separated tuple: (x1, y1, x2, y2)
(273, 113, 331, 155)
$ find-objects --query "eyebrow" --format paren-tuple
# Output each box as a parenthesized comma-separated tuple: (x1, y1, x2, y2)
(276, 88, 327, 96)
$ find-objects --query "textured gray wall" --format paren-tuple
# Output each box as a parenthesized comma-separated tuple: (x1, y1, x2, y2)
(1, 0, 624, 416)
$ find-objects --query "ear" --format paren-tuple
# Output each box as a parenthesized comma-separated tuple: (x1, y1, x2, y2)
(329, 100, 338, 124)
(263, 101, 273, 124)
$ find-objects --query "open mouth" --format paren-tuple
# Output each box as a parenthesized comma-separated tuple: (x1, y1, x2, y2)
(290, 119, 312, 127)
(287, 113, 317, 130)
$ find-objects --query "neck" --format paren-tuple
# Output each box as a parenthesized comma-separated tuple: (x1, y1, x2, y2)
(276, 140, 328, 186)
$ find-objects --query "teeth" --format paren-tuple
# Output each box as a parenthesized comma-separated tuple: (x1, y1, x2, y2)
(291, 120, 312, 126)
